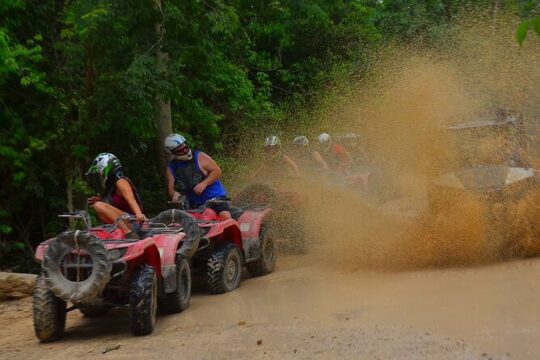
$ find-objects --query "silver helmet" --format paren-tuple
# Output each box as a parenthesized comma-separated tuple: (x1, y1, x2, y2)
(293, 135, 309, 147)
(164, 133, 193, 161)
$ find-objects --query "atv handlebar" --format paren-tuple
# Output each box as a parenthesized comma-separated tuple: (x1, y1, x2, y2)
(58, 211, 93, 230)
(168, 196, 231, 213)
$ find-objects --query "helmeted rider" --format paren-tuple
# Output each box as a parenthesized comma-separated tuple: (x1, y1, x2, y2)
(291, 135, 329, 173)
(318, 132, 352, 171)
(338, 132, 368, 165)
(86, 153, 145, 239)
(251, 135, 301, 180)
(164, 133, 232, 220)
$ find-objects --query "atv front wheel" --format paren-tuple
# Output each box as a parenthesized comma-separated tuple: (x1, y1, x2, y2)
(129, 265, 157, 336)
(33, 276, 66, 342)
(247, 223, 277, 277)
(158, 254, 191, 314)
(207, 243, 242, 294)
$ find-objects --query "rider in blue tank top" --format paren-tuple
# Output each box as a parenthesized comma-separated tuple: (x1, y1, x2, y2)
(164, 133, 231, 220)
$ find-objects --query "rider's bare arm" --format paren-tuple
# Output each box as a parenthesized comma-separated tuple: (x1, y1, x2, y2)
(282, 154, 301, 178)
(166, 167, 180, 200)
(344, 149, 353, 164)
(195, 152, 222, 194)
(116, 178, 146, 222)
(312, 151, 330, 170)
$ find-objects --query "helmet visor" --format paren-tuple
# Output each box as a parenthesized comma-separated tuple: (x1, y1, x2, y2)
(86, 172, 103, 193)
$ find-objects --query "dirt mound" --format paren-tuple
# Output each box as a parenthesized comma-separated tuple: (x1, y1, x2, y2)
(0, 273, 36, 300)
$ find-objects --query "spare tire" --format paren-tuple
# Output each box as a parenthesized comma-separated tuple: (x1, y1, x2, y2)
(150, 210, 200, 258)
(42, 230, 111, 305)
(234, 183, 278, 208)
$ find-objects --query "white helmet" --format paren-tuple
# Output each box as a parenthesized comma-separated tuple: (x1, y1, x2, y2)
(293, 135, 309, 147)
(164, 133, 192, 161)
(318, 132, 331, 144)
(341, 132, 359, 148)
(264, 135, 281, 148)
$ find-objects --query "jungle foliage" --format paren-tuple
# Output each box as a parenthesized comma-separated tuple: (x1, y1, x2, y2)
(0, 0, 534, 271)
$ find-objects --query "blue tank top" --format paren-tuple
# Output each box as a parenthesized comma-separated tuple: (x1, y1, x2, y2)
(168, 150, 227, 206)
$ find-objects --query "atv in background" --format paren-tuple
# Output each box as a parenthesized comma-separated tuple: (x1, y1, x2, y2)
(234, 183, 308, 254)
(165, 197, 276, 294)
(33, 210, 199, 342)
(426, 110, 539, 258)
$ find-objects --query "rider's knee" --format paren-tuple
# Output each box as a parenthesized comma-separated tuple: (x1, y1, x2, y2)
(91, 201, 107, 213)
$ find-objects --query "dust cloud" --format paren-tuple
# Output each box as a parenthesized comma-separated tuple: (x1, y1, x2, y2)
(232, 13, 540, 271)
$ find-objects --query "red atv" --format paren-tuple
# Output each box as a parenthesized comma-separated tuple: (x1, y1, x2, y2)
(234, 183, 308, 254)
(33, 210, 200, 342)
(161, 197, 276, 294)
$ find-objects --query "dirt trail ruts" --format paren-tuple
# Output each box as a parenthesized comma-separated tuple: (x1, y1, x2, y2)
(2, 255, 539, 359)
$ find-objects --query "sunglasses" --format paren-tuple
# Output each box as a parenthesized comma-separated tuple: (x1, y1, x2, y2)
(172, 145, 190, 156)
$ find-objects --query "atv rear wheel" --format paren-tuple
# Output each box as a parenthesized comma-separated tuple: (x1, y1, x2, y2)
(207, 243, 242, 294)
(158, 254, 191, 314)
(150, 210, 201, 258)
(247, 223, 277, 277)
(129, 265, 157, 336)
(33, 276, 66, 342)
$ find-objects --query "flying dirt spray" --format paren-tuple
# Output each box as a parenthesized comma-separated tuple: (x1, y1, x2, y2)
(233, 14, 540, 270)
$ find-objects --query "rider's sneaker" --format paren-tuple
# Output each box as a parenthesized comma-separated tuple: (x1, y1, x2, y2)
(125, 231, 139, 240)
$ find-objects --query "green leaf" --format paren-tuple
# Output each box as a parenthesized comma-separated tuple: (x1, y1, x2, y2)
(533, 18, 540, 36)
(516, 21, 530, 46)
(0, 224, 13, 234)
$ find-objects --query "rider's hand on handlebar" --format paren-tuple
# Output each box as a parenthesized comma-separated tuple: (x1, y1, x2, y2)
(171, 191, 181, 202)
(135, 213, 147, 224)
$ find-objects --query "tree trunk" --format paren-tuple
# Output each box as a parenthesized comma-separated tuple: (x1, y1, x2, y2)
(154, 1, 172, 180)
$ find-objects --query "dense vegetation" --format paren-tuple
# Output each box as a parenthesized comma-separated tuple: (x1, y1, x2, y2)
(0, 0, 536, 271)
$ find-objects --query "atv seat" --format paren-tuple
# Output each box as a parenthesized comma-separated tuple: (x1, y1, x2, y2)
(230, 207, 244, 221)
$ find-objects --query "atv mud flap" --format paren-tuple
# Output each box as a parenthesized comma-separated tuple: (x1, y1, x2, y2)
(161, 264, 177, 293)
(243, 237, 261, 263)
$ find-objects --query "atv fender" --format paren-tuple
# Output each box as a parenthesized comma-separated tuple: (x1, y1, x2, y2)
(125, 239, 162, 279)
(237, 208, 272, 262)
(35, 238, 55, 262)
(206, 219, 243, 250)
(153, 234, 187, 294)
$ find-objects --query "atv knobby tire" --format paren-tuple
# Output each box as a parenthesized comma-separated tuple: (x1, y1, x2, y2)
(33, 276, 66, 342)
(246, 222, 277, 277)
(234, 183, 278, 208)
(158, 254, 191, 314)
(207, 243, 242, 294)
(129, 265, 157, 336)
(42, 230, 111, 304)
(150, 210, 200, 258)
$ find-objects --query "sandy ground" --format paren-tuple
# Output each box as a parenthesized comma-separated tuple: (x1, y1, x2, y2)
(1, 254, 540, 360)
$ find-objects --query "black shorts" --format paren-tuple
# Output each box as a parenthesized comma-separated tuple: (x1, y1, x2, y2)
(208, 198, 231, 214)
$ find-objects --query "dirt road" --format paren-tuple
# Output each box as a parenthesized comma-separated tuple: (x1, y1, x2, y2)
(1, 254, 539, 359)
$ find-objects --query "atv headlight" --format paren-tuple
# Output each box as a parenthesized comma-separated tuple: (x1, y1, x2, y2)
(108, 248, 127, 261)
